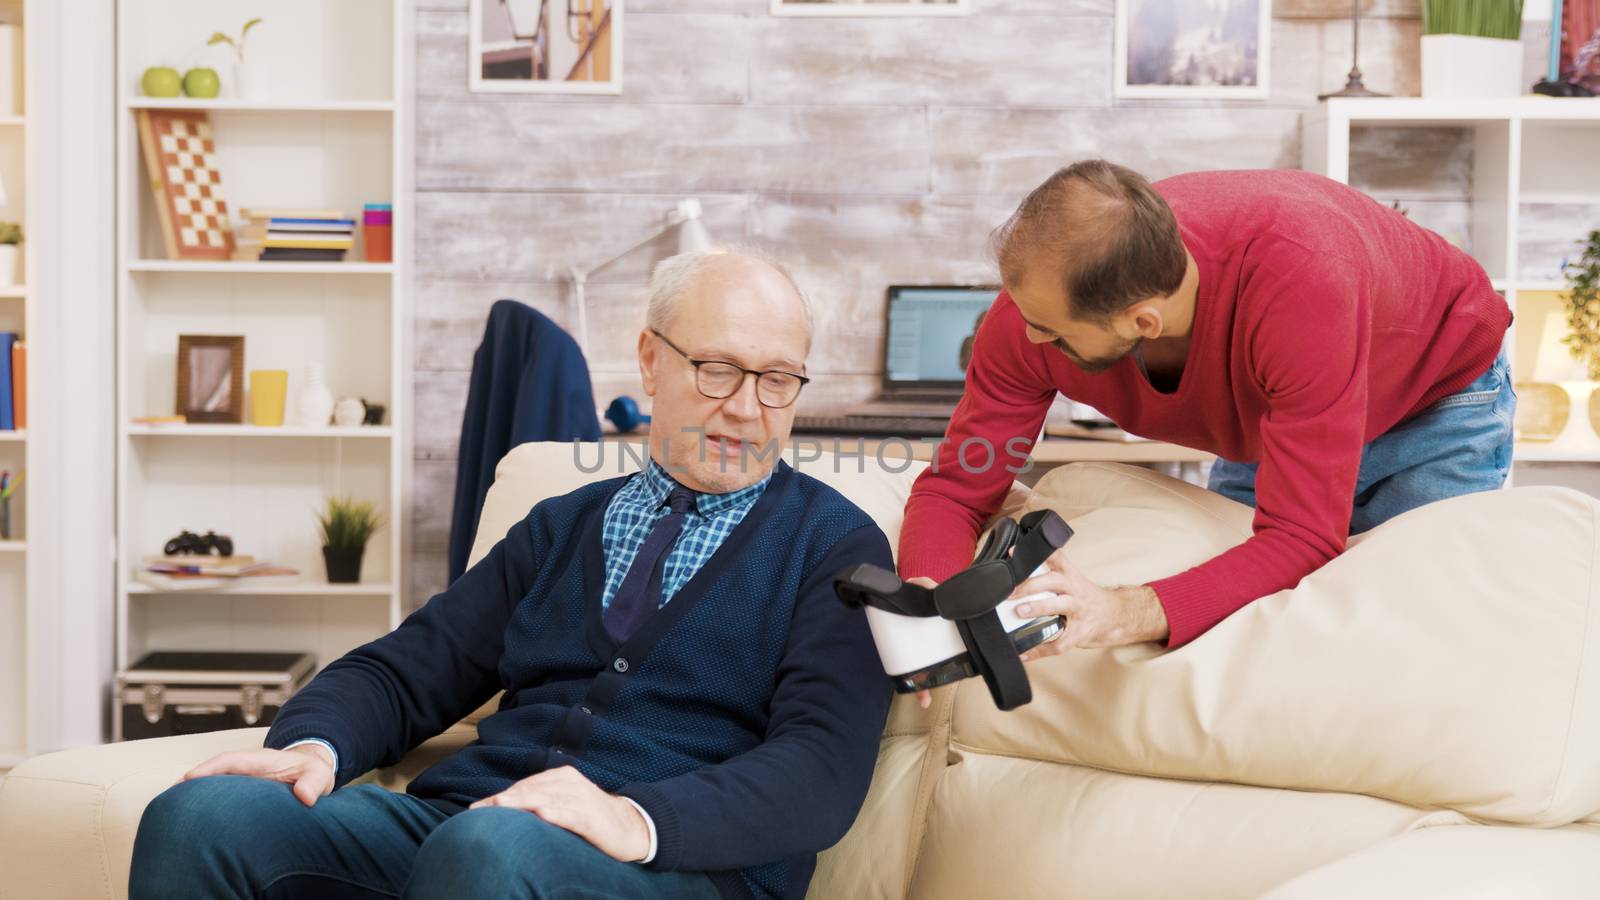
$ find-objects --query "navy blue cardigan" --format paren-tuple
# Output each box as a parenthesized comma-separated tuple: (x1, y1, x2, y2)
(266, 461, 893, 899)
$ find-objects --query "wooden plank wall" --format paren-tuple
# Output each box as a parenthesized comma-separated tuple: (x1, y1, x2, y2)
(410, 0, 1438, 601)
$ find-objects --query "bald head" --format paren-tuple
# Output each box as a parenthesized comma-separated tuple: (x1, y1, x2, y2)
(993, 159, 1186, 323)
(647, 247, 814, 351)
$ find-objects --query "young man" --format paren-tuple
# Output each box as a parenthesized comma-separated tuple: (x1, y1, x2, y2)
(130, 248, 894, 900)
(900, 160, 1513, 654)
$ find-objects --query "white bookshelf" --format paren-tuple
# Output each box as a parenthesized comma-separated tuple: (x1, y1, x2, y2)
(1304, 97, 1600, 472)
(0, 0, 32, 769)
(114, 0, 411, 691)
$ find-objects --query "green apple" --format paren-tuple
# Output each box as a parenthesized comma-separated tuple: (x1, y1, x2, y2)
(182, 67, 222, 99)
(141, 66, 182, 98)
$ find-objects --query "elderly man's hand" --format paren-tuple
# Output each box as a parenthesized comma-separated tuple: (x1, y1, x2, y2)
(1012, 545, 1170, 655)
(183, 744, 335, 807)
(469, 766, 652, 863)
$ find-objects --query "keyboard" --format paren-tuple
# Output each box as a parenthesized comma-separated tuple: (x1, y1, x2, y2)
(790, 415, 950, 438)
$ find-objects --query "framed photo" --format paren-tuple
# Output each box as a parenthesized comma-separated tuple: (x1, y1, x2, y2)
(771, 0, 968, 16)
(176, 335, 245, 424)
(1115, 0, 1271, 100)
(470, 0, 623, 95)
(1556, 1, 1600, 94)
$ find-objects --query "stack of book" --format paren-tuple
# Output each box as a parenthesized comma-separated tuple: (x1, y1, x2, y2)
(234, 208, 357, 262)
(136, 554, 301, 591)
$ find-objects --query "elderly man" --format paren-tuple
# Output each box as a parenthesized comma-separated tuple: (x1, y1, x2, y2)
(129, 247, 894, 900)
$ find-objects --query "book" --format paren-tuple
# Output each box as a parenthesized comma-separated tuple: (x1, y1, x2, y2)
(239, 208, 346, 221)
(0, 331, 14, 430)
(268, 218, 357, 229)
(262, 237, 355, 250)
(0, 26, 20, 117)
(9, 340, 22, 431)
(239, 225, 355, 240)
(260, 248, 348, 262)
(144, 554, 261, 570)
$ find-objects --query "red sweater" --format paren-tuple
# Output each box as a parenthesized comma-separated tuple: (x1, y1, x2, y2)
(898, 169, 1511, 648)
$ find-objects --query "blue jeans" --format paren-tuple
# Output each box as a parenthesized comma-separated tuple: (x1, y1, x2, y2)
(1209, 349, 1515, 534)
(129, 776, 722, 900)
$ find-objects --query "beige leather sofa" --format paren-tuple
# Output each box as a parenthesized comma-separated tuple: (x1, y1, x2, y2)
(5, 442, 1600, 899)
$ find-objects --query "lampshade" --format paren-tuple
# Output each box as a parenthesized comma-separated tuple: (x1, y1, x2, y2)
(1533, 307, 1590, 383)
(675, 198, 711, 254)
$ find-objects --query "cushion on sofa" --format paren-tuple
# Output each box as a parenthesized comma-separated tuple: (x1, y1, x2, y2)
(952, 463, 1600, 826)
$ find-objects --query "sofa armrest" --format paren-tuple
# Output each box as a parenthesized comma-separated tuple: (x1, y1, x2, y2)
(1261, 826, 1600, 900)
(0, 728, 269, 900)
(0, 724, 480, 900)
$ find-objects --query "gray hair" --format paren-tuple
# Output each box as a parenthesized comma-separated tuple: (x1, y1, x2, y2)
(646, 245, 814, 346)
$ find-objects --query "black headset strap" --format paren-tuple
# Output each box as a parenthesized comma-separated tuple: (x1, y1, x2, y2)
(956, 613, 1033, 710)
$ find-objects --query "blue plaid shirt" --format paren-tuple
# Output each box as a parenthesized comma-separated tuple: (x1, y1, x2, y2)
(599, 460, 772, 614)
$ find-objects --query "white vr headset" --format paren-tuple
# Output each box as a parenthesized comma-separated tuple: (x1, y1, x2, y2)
(833, 510, 1073, 711)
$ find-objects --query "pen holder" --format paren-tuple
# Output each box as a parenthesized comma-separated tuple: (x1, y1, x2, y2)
(1, 496, 10, 540)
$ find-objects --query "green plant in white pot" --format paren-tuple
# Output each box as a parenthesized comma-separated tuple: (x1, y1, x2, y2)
(1421, 0, 1525, 98)
(0, 222, 21, 287)
(316, 496, 383, 584)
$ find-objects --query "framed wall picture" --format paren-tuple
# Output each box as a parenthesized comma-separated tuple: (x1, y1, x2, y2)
(1115, 0, 1271, 100)
(470, 0, 623, 94)
(176, 335, 245, 424)
(771, 0, 967, 14)
(1556, 1, 1600, 94)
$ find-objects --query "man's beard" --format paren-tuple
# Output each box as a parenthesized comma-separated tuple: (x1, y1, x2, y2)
(1054, 334, 1143, 374)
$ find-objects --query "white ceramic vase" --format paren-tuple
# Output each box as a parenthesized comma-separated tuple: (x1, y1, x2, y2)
(296, 364, 335, 428)
(233, 59, 268, 100)
(1420, 34, 1523, 99)
(0, 244, 18, 286)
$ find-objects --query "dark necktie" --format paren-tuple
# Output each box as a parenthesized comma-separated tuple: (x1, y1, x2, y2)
(605, 485, 698, 643)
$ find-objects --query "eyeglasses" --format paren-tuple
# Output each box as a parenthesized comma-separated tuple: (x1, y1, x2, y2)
(651, 329, 810, 410)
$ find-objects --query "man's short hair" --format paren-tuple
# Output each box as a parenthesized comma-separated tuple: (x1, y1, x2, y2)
(991, 159, 1186, 323)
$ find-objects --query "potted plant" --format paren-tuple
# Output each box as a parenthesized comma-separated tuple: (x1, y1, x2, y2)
(1562, 229, 1600, 378)
(0, 222, 20, 286)
(316, 496, 382, 584)
(208, 17, 264, 100)
(1421, 0, 1524, 98)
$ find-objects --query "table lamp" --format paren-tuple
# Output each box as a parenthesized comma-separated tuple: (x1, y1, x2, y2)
(568, 198, 712, 354)
(1528, 306, 1600, 450)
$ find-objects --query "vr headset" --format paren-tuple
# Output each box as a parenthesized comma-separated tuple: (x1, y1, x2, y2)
(833, 510, 1074, 711)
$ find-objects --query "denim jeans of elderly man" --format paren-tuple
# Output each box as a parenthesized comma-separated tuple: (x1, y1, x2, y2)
(130, 776, 721, 899)
(1207, 349, 1516, 532)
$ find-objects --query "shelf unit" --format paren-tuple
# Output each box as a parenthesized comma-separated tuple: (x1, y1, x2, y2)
(0, 0, 33, 769)
(1304, 97, 1600, 474)
(114, 0, 411, 693)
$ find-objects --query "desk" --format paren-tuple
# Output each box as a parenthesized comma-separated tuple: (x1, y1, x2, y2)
(599, 432, 1213, 484)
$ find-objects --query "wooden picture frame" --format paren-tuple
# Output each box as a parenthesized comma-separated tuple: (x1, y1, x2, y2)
(176, 335, 245, 424)
(1114, 0, 1271, 100)
(470, 0, 624, 95)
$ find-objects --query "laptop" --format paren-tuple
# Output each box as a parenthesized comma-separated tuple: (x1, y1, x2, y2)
(847, 284, 998, 417)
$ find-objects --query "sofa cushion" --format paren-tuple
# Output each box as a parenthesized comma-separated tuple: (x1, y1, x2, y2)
(952, 463, 1600, 826)
(909, 752, 1449, 900)
(468, 441, 944, 569)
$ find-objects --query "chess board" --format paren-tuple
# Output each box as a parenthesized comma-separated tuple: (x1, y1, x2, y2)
(136, 110, 236, 261)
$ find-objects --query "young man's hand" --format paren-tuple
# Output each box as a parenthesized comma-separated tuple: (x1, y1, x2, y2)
(183, 744, 335, 807)
(469, 765, 651, 863)
(1011, 546, 1170, 653)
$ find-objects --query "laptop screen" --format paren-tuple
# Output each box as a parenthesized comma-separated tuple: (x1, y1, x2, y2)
(884, 285, 998, 386)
